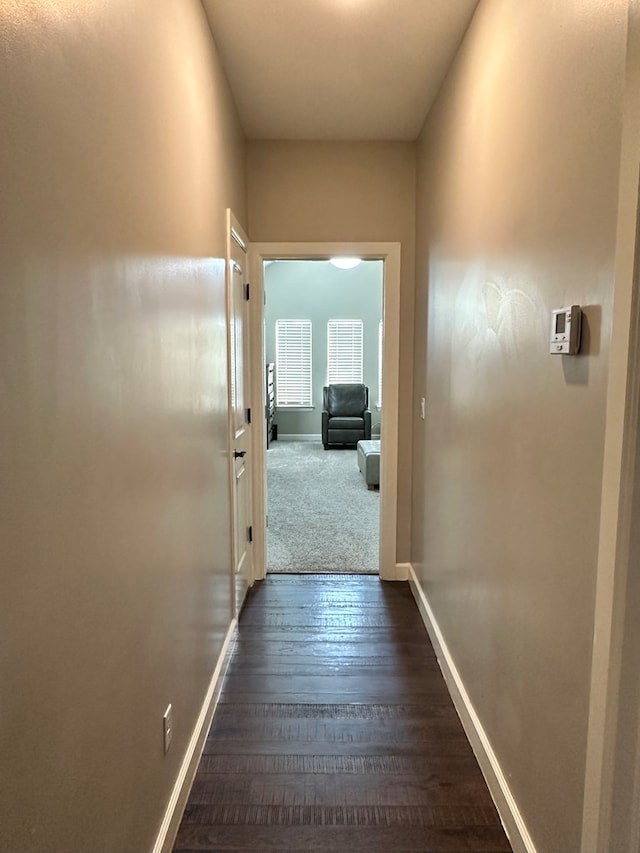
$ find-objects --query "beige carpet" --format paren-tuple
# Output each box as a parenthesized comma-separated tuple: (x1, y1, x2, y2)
(266, 441, 379, 573)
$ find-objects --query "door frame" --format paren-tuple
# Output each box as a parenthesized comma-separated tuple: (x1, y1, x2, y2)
(248, 241, 402, 581)
(580, 4, 640, 850)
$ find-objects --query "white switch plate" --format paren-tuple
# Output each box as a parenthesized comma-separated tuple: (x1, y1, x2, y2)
(163, 704, 173, 754)
(420, 397, 426, 420)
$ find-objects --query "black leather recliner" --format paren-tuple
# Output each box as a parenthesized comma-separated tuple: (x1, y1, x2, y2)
(322, 384, 371, 449)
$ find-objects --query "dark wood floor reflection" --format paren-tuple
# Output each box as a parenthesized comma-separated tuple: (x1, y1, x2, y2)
(172, 574, 513, 853)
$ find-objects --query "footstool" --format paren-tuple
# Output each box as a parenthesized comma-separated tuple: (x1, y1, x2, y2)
(357, 439, 380, 490)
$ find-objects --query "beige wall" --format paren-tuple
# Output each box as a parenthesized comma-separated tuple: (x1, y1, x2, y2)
(247, 141, 416, 562)
(0, 2, 245, 851)
(411, 1, 627, 851)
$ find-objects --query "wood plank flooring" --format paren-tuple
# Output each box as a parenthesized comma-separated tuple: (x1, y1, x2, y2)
(172, 574, 513, 853)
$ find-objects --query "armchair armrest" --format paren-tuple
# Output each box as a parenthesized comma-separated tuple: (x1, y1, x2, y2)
(322, 409, 330, 447)
(364, 409, 372, 440)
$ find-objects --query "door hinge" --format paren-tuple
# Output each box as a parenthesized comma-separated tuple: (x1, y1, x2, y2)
(247, 525, 253, 543)
(246, 407, 252, 424)
(244, 282, 250, 301)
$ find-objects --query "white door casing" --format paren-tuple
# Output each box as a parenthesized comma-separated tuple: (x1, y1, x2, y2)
(581, 4, 640, 851)
(248, 241, 402, 581)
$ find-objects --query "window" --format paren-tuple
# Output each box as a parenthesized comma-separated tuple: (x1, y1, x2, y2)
(327, 319, 363, 384)
(275, 319, 312, 407)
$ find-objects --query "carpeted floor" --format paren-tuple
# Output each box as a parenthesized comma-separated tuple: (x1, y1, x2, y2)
(266, 441, 379, 573)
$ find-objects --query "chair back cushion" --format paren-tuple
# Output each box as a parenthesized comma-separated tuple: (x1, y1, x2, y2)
(326, 384, 367, 416)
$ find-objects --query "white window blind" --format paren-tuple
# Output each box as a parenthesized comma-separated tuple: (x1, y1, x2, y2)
(275, 319, 312, 407)
(327, 320, 363, 384)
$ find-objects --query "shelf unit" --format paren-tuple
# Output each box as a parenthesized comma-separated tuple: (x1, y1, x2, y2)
(266, 363, 276, 447)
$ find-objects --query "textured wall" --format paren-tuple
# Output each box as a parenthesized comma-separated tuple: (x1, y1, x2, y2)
(411, 1, 627, 850)
(0, 1, 245, 850)
(247, 141, 415, 562)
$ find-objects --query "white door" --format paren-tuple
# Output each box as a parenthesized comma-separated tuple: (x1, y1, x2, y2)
(227, 213, 253, 615)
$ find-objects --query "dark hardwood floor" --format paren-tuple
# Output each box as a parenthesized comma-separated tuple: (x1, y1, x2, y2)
(172, 574, 513, 853)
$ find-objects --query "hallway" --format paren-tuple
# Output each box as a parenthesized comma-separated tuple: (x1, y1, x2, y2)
(172, 575, 512, 852)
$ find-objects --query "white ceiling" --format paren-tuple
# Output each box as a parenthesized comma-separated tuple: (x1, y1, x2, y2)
(202, 0, 479, 141)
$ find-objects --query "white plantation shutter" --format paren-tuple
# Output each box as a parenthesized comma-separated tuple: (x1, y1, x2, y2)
(327, 320, 363, 384)
(275, 320, 312, 406)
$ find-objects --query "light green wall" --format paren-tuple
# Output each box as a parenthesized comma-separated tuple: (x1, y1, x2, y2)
(264, 260, 382, 436)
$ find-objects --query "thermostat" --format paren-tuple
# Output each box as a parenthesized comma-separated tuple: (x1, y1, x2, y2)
(550, 305, 582, 355)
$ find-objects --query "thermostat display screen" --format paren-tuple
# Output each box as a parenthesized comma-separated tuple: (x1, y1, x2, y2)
(555, 313, 566, 334)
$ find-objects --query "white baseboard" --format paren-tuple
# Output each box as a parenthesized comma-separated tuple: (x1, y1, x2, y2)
(151, 619, 237, 853)
(274, 434, 381, 443)
(380, 561, 410, 581)
(394, 561, 410, 580)
(407, 565, 537, 853)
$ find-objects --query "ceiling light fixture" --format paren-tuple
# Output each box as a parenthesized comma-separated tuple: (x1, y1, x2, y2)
(329, 257, 362, 270)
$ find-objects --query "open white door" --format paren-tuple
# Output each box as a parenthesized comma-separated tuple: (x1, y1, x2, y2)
(227, 212, 253, 615)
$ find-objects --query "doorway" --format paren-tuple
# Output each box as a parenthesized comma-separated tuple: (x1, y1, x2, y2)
(248, 241, 402, 582)
(263, 258, 383, 574)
